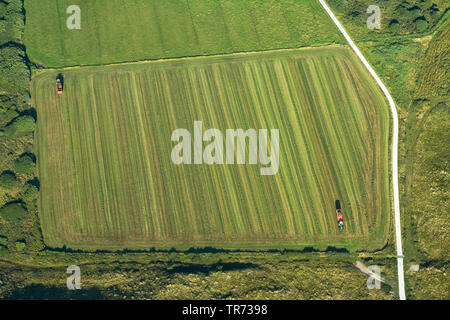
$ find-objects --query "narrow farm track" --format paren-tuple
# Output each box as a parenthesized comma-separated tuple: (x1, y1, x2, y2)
(318, 0, 405, 300)
(32, 46, 391, 250)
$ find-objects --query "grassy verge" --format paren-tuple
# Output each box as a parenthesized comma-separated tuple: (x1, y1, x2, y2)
(0, 251, 396, 299)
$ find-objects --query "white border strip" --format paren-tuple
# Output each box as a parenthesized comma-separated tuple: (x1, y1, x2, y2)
(318, 0, 405, 300)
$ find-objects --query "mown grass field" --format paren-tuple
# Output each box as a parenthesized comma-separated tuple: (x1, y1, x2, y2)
(24, 0, 344, 67)
(32, 46, 391, 250)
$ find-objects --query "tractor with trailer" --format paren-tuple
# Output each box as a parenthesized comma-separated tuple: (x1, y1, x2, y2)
(56, 73, 64, 94)
(335, 200, 344, 230)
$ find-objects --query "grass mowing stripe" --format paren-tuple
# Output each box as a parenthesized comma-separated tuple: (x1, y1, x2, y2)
(308, 58, 364, 234)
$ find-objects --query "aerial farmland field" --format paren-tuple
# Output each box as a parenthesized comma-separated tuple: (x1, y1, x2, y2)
(24, 0, 344, 67)
(7, 0, 449, 302)
(32, 46, 391, 250)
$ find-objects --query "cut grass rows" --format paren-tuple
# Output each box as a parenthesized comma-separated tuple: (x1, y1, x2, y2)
(32, 46, 391, 250)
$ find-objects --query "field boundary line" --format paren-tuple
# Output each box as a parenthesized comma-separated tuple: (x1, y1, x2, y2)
(31, 43, 345, 72)
(319, 0, 405, 300)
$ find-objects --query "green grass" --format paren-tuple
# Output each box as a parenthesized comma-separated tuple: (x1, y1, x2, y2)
(32, 46, 391, 250)
(0, 258, 396, 300)
(24, 0, 344, 67)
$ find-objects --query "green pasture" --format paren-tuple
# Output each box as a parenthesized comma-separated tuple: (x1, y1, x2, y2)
(24, 0, 344, 67)
(32, 46, 391, 250)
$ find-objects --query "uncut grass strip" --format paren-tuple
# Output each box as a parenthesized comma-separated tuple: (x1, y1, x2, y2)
(302, 58, 363, 235)
(285, 59, 339, 234)
(324, 60, 379, 235)
(307, 57, 364, 234)
(143, 71, 171, 238)
(298, 58, 352, 235)
(237, 62, 291, 235)
(212, 65, 258, 236)
(196, 66, 247, 235)
(263, 61, 312, 236)
(205, 66, 249, 235)
(277, 58, 332, 235)
(278, 59, 327, 236)
(251, 61, 299, 235)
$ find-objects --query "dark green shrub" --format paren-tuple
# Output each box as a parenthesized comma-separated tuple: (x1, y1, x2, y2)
(0, 84, 30, 112)
(0, 109, 19, 127)
(0, 2, 7, 18)
(407, 6, 422, 20)
(14, 154, 35, 175)
(0, 202, 27, 222)
(429, 7, 441, 20)
(0, 244, 7, 255)
(395, 5, 408, 17)
(0, 47, 30, 89)
(389, 20, 401, 33)
(23, 183, 38, 202)
(414, 18, 429, 32)
(0, 171, 18, 189)
(0, 0, 25, 44)
(15, 240, 26, 251)
(1, 115, 35, 138)
(0, 235, 8, 246)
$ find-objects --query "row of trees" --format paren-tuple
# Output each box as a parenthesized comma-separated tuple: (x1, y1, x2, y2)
(388, 2, 443, 33)
(0, 0, 42, 255)
(329, 0, 447, 35)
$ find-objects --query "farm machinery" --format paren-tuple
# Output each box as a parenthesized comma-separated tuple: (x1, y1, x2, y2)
(56, 74, 64, 94)
(335, 200, 344, 230)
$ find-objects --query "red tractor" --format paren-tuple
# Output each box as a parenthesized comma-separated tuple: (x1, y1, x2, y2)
(336, 200, 344, 230)
(56, 74, 64, 94)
